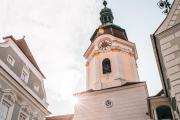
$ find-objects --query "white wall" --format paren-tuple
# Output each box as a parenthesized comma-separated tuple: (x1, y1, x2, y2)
(74, 83, 148, 120)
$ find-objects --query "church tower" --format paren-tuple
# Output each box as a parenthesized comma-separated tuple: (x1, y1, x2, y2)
(73, 1, 149, 120)
(84, 1, 140, 90)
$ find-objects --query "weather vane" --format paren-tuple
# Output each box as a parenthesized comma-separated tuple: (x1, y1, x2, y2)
(157, 0, 171, 14)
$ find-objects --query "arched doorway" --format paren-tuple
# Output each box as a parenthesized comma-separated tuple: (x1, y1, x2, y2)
(156, 105, 173, 120)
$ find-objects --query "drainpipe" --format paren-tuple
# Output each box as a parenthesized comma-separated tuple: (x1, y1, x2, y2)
(151, 34, 168, 97)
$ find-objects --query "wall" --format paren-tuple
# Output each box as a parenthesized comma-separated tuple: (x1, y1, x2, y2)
(74, 83, 148, 120)
(155, 24, 180, 112)
(85, 35, 139, 90)
(0, 45, 45, 100)
(0, 67, 49, 119)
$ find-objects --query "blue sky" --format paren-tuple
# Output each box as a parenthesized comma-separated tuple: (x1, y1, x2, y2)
(0, 0, 173, 115)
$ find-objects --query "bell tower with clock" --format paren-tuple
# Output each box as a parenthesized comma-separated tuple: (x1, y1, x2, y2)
(73, 1, 149, 120)
(84, 1, 140, 90)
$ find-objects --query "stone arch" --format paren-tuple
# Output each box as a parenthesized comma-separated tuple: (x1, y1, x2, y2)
(156, 105, 173, 119)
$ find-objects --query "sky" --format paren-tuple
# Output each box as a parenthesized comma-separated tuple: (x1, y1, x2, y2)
(0, 0, 173, 115)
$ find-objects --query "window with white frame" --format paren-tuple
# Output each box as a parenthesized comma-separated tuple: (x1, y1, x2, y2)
(21, 66, 30, 83)
(21, 71, 28, 81)
(34, 83, 39, 92)
(7, 55, 15, 66)
(18, 105, 30, 120)
(19, 112, 27, 120)
(0, 100, 10, 120)
(0, 90, 16, 120)
(32, 112, 41, 120)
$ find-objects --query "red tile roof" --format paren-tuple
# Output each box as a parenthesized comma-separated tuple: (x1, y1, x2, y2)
(3, 35, 45, 78)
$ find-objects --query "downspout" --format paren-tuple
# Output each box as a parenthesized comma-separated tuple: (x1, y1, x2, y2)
(147, 97, 152, 119)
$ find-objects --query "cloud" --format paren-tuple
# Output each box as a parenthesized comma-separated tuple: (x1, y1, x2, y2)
(0, 0, 164, 115)
(0, 0, 102, 114)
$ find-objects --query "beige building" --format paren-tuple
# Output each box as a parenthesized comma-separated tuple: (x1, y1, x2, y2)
(150, 0, 180, 119)
(151, 0, 180, 120)
(0, 36, 50, 120)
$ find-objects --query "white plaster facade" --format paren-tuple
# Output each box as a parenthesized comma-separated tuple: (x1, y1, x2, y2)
(74, 25, 149, 119)
(74, 83, 149, 120)
(84, 34, 139, 90)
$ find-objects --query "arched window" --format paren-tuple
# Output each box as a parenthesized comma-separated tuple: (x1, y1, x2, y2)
(103, 17, 107, 23)
(102, 58, 111, 74)
(156, 105, 173, 119)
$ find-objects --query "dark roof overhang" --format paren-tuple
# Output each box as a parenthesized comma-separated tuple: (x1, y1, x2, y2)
(90, 24, 128, 42)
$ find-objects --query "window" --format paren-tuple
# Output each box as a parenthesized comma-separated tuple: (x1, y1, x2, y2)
(102, 58, 111, 74)
(34, 84, 39, 92)
(0, 100, 10, 120)
(108, 16, 111, 22)
(21, 71, 28, 81)
(7, 55, 15, 66)
(19, 113, 27, 120)
(32, 113, 41, 120)
(18, 105, 30, 120)
(103, 17, 107, 23)
(21, 66, 30, 83)
(0, 90, 16, 120)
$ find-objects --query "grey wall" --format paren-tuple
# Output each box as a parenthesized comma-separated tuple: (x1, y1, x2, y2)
(0, 68, 48, 119)
(0, 46, 45, 99)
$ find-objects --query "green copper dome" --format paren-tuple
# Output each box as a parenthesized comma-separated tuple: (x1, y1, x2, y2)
(100, 0, 114, 25)
(90, 0, 128, 42)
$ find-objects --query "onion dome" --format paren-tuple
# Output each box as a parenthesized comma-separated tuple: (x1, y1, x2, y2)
(90, 0, 128, 42)
(100, 0, 114, 25)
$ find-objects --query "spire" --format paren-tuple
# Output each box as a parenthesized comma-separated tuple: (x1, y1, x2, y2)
(100, 0, 114, 26)
(90, 0, 128, 42)
(103, 0, 107, 7)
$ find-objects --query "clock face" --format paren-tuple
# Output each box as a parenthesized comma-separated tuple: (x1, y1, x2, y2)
(105, 100, 113, 108)
(98, 39, 112, 50)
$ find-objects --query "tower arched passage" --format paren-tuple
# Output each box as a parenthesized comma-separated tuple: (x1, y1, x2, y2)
(156, 105, 173, 119)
